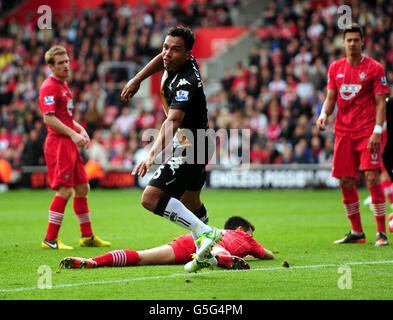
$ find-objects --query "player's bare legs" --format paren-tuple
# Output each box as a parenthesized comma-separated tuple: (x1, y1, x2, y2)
(60, 244, 177, 269)
(141, 186, 211, 238)
(180, 190, 202, 212)
(73, 182, 90, 198)
(136, 245, 176, 265)
(141, 185, 167, 212)
(180, 190, 209, 224)
(141, 185, 223, 263)
(364, 169, 388, 246)
(56, 185, 73, 199)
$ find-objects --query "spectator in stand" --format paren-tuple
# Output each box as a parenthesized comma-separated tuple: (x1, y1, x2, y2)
(84, 100, 102, 136)
(296, 70, 314, 101)
(280, 142, 293, 164)
(114, 106, 136, 138)
(86, 130, 109, 171)
(293, 138, 310, 164)
(318, 137, 334, 165)
(250, 142, 268, 164)
(266, 115, 281, 141)
(309, 136, 322, 164)
(20, 128, 44, 186)
(264, 140, 281, 164)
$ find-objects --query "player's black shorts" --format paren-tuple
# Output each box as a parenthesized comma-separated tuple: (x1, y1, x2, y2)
(148, 159, 206, 199)
(148, 146, 209, 199)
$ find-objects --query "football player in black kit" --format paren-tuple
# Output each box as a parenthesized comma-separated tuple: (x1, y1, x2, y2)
(121, 26, 223, 273)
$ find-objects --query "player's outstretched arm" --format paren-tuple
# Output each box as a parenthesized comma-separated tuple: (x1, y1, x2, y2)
(260, 248, 274, 260)
(244, 248, 274, 260)
(121, 53, 164, 102)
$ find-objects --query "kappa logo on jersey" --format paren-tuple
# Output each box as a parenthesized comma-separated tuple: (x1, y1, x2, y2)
(175, 90, 189, 102)
(381, 76, 387, 86)
(44, 96, 55, 105)
(339, 84, 362, 100)
(176, 78, 191, 87)
(337, 73, 344, 78)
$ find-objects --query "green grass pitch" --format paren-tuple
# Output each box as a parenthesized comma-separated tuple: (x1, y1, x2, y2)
(0, 188, 392, 300)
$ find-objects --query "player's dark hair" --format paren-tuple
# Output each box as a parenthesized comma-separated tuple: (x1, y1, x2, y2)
(343, 23, 364, 39)
(167, 26, 195, 51)
(224, 216, 255, 232)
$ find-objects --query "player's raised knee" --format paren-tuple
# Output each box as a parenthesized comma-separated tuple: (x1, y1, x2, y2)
(141, 191, 157, 212)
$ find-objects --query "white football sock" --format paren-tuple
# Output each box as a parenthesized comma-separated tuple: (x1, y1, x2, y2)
(163, 197, 211, 237)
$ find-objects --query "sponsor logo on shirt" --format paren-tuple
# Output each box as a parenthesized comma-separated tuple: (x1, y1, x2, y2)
(339, 84, 362, 100)
(176, 78, 191, 87)
(44, 96, 55, 105)
(175, 90, 189, 102)
(67, 100, 74, 116)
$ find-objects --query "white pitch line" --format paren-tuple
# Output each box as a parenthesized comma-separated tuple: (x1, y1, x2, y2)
(1, 260, 393, 293)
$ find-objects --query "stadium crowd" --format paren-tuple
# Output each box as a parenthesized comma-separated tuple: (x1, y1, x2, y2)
(0, 0, 393, 181)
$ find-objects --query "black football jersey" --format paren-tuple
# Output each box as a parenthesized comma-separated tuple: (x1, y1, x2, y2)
(160, 56, 208, 134)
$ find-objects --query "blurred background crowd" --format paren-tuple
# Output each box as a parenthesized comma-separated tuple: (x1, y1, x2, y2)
(0, 0, 392, 179)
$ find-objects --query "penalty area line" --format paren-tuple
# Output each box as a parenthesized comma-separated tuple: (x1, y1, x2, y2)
(1, 260, 393, 293)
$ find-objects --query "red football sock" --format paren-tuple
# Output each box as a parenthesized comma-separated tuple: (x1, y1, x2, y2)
(92, 250, 140, 267)
(73, 197, 93, 237)
(341, 187, 363, 233)
(45, 196, 68, 241)
(369, 184, 386, 234)
(381, 179, 393, 206)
